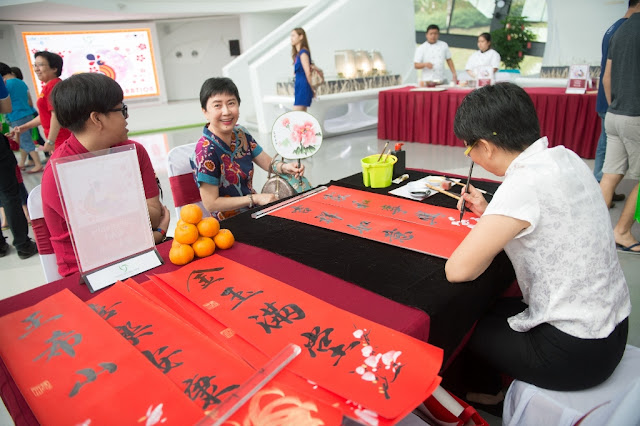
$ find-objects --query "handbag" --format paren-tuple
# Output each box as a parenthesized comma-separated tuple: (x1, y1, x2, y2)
(310, 63, 325, 88)
(261, 155, 312, 200)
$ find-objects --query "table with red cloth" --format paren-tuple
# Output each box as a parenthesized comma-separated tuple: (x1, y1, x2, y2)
(0, 240, 433, 426)
(378, 86, 600, 159)
(0, 169, 516, 425)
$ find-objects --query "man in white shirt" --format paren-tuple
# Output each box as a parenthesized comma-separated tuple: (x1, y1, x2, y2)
(414, 24, 458, 84)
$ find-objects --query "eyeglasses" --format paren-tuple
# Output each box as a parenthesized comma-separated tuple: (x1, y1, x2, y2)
(464, 140, 478, 157)
(107, 104, 128, 118)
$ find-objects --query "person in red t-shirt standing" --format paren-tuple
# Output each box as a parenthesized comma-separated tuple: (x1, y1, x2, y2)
(11, 51, 71, 152)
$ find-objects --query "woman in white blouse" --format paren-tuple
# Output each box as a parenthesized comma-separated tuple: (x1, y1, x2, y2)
(465, 33, 501, 79)
(445, 83, 630, 402)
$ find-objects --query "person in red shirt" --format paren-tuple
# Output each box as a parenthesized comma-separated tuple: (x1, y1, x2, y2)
(12, 51, 71, 152)
(41, 73, 170, 277)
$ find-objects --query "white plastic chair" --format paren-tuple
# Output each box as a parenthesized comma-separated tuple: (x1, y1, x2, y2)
(503, 344, 640, 426)
(166, 143, 209, 218)
(27, 185, 63, 283)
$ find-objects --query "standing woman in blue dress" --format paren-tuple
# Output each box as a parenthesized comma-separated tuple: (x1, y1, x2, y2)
(290, 27, 314, 111)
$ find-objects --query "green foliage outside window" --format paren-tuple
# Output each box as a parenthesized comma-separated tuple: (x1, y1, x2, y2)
(491, 15, 537, 69)
(414, 0, 489, 33)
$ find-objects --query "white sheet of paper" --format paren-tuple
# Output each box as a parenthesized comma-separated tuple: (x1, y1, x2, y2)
(388, 176, 453, 200)
(52, 146, 154, 274)
(84, 249, 162, 292)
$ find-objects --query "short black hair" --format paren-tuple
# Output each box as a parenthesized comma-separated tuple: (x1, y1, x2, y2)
(453, 83, 540, 153)
(51, 73, 123, 133)
(199, 77, 241, 109)
(10, 67, 24, 80)
(426, 24, 440, 33)
(479, 32, 491, 42)
(34, 51, 63, 77)
(630, 0, 639, 8)
(0, 63, 11, 77)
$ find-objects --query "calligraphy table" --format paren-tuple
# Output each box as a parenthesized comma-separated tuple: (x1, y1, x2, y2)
(221, 170, 516, 364)
(378, 86, 600, 159)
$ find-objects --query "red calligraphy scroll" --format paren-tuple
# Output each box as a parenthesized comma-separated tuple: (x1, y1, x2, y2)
(268, 185, 477, 258)
(125, 279, 410, 425)
(154, 255, 443, 420)
(89, 281, 344, 425)
(0, 289, 203, 425)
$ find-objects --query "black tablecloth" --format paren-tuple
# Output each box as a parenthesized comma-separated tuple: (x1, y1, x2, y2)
(222, 169, 516, 362)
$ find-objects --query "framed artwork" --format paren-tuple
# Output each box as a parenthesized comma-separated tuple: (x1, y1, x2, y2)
(22, 28, 160, 99)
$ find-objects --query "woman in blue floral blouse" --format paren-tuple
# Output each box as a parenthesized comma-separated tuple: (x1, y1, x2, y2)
(191, 77, 305, 220)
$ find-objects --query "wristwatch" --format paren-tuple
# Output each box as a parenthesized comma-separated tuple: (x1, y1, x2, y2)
(46, 139, 55, 146)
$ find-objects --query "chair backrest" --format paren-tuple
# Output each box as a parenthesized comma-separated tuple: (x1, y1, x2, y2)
(27, 185, 63, 283)
(166, 143, 208, 218)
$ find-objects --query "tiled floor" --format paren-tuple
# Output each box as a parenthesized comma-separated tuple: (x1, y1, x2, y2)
(1, 126, 639, 425)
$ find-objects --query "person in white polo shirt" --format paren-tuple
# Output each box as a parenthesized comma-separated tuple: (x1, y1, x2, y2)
(465, 32, 501, 79)
(414, 24, 458, 84)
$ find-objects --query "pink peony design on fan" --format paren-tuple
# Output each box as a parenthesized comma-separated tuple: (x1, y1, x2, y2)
(291, 121, 319, 155)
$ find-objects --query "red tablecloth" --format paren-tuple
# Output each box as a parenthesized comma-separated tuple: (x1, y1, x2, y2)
(378, 86, 600, 159)
(0, 241, 430, 426)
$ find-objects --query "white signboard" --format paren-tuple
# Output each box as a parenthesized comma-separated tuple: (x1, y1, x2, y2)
(475, 65, 494, 88)
(52, 145, 161, 291)
(566, 64, 589, 94)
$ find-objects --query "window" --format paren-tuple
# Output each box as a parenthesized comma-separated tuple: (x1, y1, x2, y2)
(415, 0, 547, 76)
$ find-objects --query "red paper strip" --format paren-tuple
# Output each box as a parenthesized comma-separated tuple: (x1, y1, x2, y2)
(90, 281, 345, 425)
(129, 281, 418, 425)
(154, 255, 443, 419)
(142, 276, 270, 369)
(0, 289, 203, 425)
(269, 185, 476, 258)
(122, 281, 413, 425)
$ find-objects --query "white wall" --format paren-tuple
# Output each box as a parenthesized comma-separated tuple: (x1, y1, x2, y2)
(543, 0, 628, 66)
(239, 11, 297, 54)
(224, 0, 416, 133)
(157, 17, 242, 102)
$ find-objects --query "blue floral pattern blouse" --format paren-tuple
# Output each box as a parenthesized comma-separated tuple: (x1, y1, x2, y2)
(190, 124, 263, 219)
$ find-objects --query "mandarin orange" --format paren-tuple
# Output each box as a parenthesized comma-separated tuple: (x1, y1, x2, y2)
(192, 236, 216, 258)
(213, 228, 234, 249)
(174, 222, 199, 245)
(197, 217, 220, 238)
(169, 243, 195, 265)
(180, 204, 203, 224)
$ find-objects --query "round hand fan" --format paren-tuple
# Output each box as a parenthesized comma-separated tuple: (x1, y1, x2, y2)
(271, 111, 323, 160)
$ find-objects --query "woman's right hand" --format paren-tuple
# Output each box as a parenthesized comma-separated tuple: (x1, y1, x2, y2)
(457, 184, 488, 216)
(253, 193, 277, 206)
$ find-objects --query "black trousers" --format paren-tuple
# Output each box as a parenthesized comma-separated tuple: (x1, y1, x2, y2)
(0, 134, 30, 250)
(466, 297, 628, 392)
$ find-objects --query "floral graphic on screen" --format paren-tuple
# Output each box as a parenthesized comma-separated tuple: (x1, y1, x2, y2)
(351, 328, 403, 399)
(86, 53, 116, 79)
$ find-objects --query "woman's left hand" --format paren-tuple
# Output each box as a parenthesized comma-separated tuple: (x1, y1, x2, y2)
(282, 162, 305, 178)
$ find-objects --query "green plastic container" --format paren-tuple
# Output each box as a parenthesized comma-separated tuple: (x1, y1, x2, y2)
(361, 154, 397, 188)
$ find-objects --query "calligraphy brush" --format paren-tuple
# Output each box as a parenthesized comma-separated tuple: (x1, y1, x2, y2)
(377, 141, 389, 162)
(460, 161, 474, 221)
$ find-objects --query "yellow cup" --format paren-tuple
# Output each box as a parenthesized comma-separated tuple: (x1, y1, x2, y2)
(361, 154, 397, 188)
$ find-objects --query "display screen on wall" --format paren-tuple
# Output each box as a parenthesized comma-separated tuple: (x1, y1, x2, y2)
(22, 28, 160, 99)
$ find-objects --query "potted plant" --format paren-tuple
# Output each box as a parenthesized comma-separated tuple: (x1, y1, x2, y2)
(491, 15, 536, 71)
